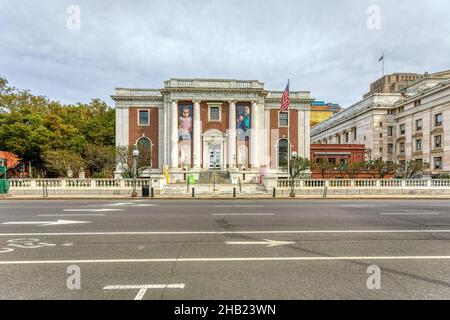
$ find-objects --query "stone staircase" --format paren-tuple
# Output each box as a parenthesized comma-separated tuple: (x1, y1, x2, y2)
(160, 183, 267, 196)
(198, 171, 231, 184)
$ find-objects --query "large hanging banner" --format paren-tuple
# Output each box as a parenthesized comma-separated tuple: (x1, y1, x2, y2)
(236, 105, 251, 140)
(178, 104, 193, 166)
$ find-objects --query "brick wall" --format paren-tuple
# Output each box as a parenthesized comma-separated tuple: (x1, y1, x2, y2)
(128, 107, 159, 169)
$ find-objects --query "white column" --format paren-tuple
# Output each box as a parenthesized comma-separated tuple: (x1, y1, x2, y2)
(193, 100, 202, 169)
(298, 110, 306, 158)
(251, 101, 260, 169)
(158, 108, 164, 171)
(163, 100, 169, 167)
(305, 108, 311, 160)
(170, 100, 179, 169)
(228, 101, 237, 168)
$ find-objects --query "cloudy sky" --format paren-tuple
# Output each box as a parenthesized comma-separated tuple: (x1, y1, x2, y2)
(0, 0, 449, 107)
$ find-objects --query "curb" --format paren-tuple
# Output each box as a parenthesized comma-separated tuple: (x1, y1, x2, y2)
(3, 196, 450, 201)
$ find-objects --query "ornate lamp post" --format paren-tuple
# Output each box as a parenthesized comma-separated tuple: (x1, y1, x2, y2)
(289, 151, 298, 198)
(131, 147, 139, 198)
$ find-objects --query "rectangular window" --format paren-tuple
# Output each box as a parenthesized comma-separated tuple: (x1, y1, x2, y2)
(434, 135, 442, 148)
(387, 126, 394, 137)
(138, 110, 150, 126)
(387, 144, 394, 155)
(399, 142, 405, 153)
(209, 107, 220, 121)
(416, 119, 423, 131)
(435, 113, 443, 126)
(279, 112, 288, 127)
(434, 157, 443, 169)
(345, 132, 349, 143)
(399, 124, 406, 135)
(415, 139, 422, 152)
(353, 128, 357, 141)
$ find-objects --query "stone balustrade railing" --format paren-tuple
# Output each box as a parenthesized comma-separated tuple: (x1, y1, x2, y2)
(275, 179, 450, 189)
(9, 178, 450, 190)
(115, 88, 162, 97)
(9, 178, 166, 189)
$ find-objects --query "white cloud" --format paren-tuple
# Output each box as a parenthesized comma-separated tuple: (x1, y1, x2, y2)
(0, 0, 449, 107)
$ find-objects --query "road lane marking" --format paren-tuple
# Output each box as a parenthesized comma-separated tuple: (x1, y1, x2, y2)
(214, 205, 264, 208)
(63, 209, 123, 212)
(379, 213, 441, 215)
(132, 204, 158, 207)
(2, 256, 450, 265)
(38, 214, 105, 217)
(341, 205, 386, 207)
(103, 284, 185, 300)
(1, 229, 450, 236)
(2, 220, 91, 227)
(212, 213, 275, 216)
(226, 239, 295, 247)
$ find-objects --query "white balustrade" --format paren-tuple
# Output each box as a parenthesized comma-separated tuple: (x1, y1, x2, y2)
(8, 178, 450, 192)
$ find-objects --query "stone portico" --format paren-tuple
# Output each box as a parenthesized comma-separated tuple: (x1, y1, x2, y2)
(113, 78, 312, 182)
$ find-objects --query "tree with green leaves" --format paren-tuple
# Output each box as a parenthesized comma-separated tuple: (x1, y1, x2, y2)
(84, 144, 116, 178)
(42, 149, 86, 178)
(0, 76, 116, 178)
(345, 161, 365, 179)
(288, 157, 311, 197)
(365, 159, 397, 179)
(397, 160, 430, 179)
(312, 159, 335, 179)
(116, 146, 152, 179)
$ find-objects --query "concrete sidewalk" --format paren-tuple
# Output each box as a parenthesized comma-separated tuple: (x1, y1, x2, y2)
(3, 194, 450, 200)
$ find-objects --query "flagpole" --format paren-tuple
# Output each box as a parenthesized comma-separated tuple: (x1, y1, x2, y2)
(287, 79, 291, 180)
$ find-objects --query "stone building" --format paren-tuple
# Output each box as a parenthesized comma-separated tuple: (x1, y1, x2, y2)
(311, 70, 450, 177)
(113, 78, 312, 181)
(363, 72, 425, 99)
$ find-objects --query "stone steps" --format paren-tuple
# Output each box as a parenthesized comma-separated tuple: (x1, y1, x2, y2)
(160, 184, 266, 195)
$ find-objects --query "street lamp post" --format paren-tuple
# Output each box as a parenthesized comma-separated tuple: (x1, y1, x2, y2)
(132, 147, 140, 198)
(290, 151, 298, 198)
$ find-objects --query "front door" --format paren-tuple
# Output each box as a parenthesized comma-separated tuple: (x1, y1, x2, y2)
(208, 143, 221, 170)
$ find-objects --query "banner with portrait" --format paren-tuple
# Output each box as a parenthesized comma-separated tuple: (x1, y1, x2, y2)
(236, 104, 251, 141)
(178, 104, 193, 166)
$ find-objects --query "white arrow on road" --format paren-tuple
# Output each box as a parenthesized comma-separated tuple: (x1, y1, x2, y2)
(225, 239, 295, 247)
(2, 220, 91, 227)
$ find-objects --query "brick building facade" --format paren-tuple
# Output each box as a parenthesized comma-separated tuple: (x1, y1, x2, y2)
(113, 79, 312, 181)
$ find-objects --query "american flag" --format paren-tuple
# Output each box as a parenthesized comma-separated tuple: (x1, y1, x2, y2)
(280, 81, 290, 112)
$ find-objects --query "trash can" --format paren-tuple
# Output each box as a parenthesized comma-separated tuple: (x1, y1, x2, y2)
(142, 185, 150, 198)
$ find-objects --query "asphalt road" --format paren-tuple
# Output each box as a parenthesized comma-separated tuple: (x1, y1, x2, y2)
(0, 199, 449, 300)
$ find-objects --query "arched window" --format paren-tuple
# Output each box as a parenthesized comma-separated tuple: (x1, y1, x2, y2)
(278, 139, 289, 169)
(137, 138, 152, 167)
